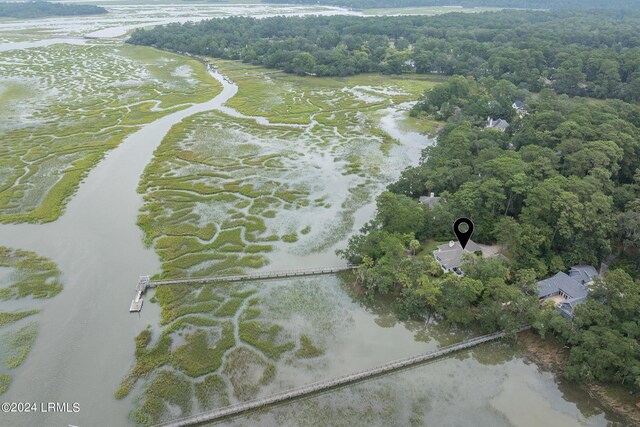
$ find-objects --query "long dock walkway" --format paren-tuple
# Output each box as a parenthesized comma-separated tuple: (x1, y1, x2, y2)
(153, 329, 517, 427)
(130, 265, 356, 312)
(149, 265, 356, 287)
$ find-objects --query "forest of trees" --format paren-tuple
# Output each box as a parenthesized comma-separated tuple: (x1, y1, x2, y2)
(340, 76, 640, 389)
(263, 0, 640, 10)
(126, 1, 640, 394)
(128, 11, 640, 102)
(0, 1, 106, 19)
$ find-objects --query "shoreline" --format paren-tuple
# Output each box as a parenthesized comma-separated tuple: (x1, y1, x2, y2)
(519, 330, 640, 426)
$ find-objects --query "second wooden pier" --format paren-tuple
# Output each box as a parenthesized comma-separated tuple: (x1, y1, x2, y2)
(130, 265, 356, 312)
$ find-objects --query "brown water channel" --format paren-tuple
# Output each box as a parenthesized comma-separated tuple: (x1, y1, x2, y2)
(0, 69, 238, 426)
(0, 8, 629, 426)
(213, 276, 626, 426)
(0, 62, 624, 423)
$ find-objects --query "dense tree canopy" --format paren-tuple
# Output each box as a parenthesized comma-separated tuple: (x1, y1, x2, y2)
(0, 1, 106, 19)
(395, 78, 640, 271)
(126, 0, 640, 394)
(342, 74, 640, 389)
(128, 10, 640, 102)
(263, 0, 640, 10)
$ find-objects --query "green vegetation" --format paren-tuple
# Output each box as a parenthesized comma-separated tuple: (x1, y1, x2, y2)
(295, 334, 324, 358)
(137, 60, 439, 278)
(120, 282, 305, 423)
(406, 77, 639, 269)
(0, 373, 9, 395)
(0, 247, 61, 395)
(360, 6, 503, 16)
(0, 310, 39, 327)
(281, 233, 298, 243)
(172, 324, 234, 377)
(129, 53, 439, 424)
(0, 1, 106, 19)
(194, 374, 229, 411)
(223, 347, 275, 400)
(536, 270, 640, 388)
(0, 247, 62, 300)
(262, 0, 640, 9)
(129, 11, 640, 102)
(342, 75, 640, 390)
(214, 298, 243, 316)
(239, 320, 296, 359)
(1, 323, 37, 369)
(133, 370, 192, 426)
(0, 44, 219, 223)
(116, 329, 171, 398)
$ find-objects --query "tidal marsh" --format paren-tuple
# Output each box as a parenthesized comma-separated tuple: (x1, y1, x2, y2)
(127, 60, 440, 423)
(138, 61, 441, 277)
(0, 247, 62, 395)
(0, 44, 219, 223)
(118, 280, 322, 424)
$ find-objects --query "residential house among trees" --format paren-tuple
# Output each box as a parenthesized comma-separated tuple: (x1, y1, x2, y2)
(419, 192, 440, 209)
(432, 240, 483, 276)
(485, 117, 509, 131)
(537, 265, 600, 318)
(512, 100, 528, 117)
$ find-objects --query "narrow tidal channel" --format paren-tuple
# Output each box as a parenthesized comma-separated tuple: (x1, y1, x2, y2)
(0, 68, 237, 426)
(0, 45, 627, 427)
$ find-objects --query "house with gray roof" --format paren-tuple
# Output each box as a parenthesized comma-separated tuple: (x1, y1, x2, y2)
(569, 265, 599, 286)
(512, 100, 528, 117)
(537, 265, 600, 319)
(432, 239, 483, 276)
(556, 297, 588, 319)
(485, 117, 509, 132)
(419, 192, 440, 209)
(537, 271, 589, 300)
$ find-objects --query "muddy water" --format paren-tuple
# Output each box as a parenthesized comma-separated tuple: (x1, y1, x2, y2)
(0, 5, 628, 427)
(0, 38, 88, 52)
(0, 53, 432, 425)
(219, 277, 626, 426)
(0, 71, 235, 427)
(1, 63, 625, 427)
(0, 3, 357, 44)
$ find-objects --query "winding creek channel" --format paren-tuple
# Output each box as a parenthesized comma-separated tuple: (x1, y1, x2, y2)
(0, 5, 631, 426)
(0, 59, 237, 427)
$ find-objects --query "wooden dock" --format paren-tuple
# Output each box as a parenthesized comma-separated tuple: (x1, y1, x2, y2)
(129, 299, 143, 312)
(152, 329, 519, 427)
(130, 266, 355, 312)
(129, 275, 150, 312)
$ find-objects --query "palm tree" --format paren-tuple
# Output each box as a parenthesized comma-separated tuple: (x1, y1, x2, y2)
(409, 239, 421, 256)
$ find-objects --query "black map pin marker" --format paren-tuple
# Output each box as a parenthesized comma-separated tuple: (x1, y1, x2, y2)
(453, 217, 474, 250)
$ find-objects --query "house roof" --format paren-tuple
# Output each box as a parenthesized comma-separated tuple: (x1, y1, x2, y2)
(433, 240, 482, 270)
(537, 271, 589, 299)
(569, 265, 599, 285)
(560, 296, 588, 309)
(419, 196, 440, 208)
(557, 296, 588, 319)
(512, 100, 525, 109)
(487, 118, 509, 131)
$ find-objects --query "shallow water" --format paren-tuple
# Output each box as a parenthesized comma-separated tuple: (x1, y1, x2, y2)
(0, 67, 236, 427)
(0, 38, 87, 52)
(0, 3, 628, 426)
(211, 276, 626, 426)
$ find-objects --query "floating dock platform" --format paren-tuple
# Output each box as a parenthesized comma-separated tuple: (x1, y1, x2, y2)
(129, 275, 150, 312)
(129, 298, 143, 312)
